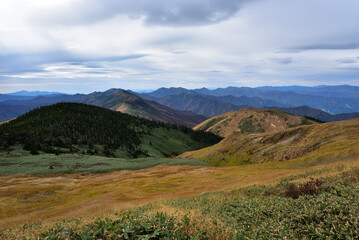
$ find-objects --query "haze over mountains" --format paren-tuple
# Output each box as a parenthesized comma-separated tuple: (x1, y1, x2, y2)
(1, 85, 359, 125)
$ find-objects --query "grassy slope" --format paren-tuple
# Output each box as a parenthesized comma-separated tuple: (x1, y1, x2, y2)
(0, 152, 209, 175)
(194, 108, 320, 138)
(140, 128, 205, 158)
(3, 159, 359, 239)
(181, 118, 359, 166)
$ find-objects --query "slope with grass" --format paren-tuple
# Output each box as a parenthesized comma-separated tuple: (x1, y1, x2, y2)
(182, 118, 359, 166)
(0, 102, 221, 159)
(2, 159, 359, 239)
(194, 108, 320, 138)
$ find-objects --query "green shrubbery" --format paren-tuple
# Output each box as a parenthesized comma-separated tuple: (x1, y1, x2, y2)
(41, 212, 206, 240)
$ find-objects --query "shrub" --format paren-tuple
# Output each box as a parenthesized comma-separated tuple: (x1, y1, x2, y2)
(284, 183, 300, 199)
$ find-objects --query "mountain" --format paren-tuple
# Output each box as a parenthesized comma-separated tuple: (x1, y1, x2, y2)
(0, 91, 65, 103)
(205, 95, 289, 108)
(0, 103, 222, 158)
(194, 109, 321, 138)
(180, 118, 359, 166)
(85, 90, 208, 127)
(0, 104, 34, 122)
(140, 93, 251, 117)
(257, 85, 359, 99)
(193, 86, 263, 97)
(146, 87, 193, 98)
(7, 90, 65, 96)
(0, 90, 207, 127)
(0, 94, 35, 103)
(262, 106, 359, 123)
(192, 86, 359, 114)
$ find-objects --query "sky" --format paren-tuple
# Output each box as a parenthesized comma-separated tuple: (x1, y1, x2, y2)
(0, 0, 359, 94)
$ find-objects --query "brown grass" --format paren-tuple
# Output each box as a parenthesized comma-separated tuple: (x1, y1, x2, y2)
(181, 118, 359, 167)
(194, 109, 316, 137)
(0, 163, 309, 229)
(1, 158, 359, 238)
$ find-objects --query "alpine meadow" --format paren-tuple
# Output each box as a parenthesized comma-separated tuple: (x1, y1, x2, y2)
(1, 0, 359, 239)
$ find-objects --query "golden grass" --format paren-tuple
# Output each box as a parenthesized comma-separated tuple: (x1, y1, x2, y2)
(0, 164, 307, 229)
(194, 109, 316, 137)
(2, 155, 359, 232)
(181, 118, 359, 167)
(2, 158, 359, 239)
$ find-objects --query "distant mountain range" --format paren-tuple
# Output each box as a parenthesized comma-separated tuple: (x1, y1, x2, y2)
(0, 89, 207, 126)
(191, 86, 359, 114)
(139, 86, 359, 120)
(2, 85, 359, 125)
(6, 90, 65, 96)
(0, 91, 65, 103)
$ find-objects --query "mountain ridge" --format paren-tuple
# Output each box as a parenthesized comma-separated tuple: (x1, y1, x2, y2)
(194, 108, 321, 138)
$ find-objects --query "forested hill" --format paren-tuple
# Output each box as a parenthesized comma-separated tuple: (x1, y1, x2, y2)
(0, 103, 222, 158)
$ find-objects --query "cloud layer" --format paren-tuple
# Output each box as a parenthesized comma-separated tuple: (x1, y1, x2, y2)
(0, 0, 359, 93)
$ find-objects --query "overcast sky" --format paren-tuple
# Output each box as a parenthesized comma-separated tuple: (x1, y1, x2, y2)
(1, 0, 359, 93)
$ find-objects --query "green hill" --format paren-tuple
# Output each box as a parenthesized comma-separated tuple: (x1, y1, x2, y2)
(0, 103, 222, 158)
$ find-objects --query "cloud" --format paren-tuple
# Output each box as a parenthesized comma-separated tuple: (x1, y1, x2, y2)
(2, 0, 359, 93)
(271, 57, 293, 65)
(289, 43, 359, 52)
(0, 51, 147, 75)
(31, 0, 250, 27)
(336, 58, 357, 64)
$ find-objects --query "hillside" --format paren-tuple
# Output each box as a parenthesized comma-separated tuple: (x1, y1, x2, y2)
(194, 109, 321, 138)
(181, 118, 359, 166)
(0, 90, 207, 127)
(0, 103, 221, 158)
(263, 105, 359, 122)
(96, 90, 207, 127)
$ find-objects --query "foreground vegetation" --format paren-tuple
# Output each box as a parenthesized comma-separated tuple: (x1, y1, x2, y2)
(3, 162, 359, 239)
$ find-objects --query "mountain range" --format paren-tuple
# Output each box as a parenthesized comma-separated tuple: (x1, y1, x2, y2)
(146, 86, 359, 114)
(1, 85, 359, 125)
(0, 89, 206, 126)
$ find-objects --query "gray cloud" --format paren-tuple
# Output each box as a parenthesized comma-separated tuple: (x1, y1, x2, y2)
(32, 0, 250, 27)
(336, 58, 357, 64)
(271, 57, 293, 65)
(289, 42, 359, 52)
(0, 51, 147, 75)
